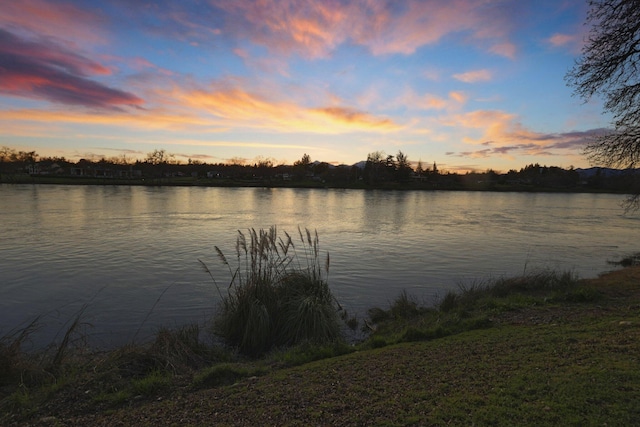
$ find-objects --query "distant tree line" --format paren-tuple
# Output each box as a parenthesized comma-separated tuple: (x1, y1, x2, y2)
(0, 146, 637, 192)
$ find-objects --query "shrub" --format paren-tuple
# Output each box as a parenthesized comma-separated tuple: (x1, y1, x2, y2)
(608, 252, 640, 267)
(389, 290, 424, 319)
(149, 324, 212, 372)
(205, 227, 344, 356)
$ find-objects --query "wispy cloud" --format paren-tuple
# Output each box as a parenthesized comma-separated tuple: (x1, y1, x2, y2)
(0, 108, 213, 132)
(311, 107, 395, 128)
(547, 33, 575, 47)
(489, 42, 517, 59)
(546, 32, 583, 54)
(398, 90, 468, 111)
(443, 110, 605, 160)
(212, 0, 347, 59)
(175, 85, 400, 133)
(452, 69, 492, 83)
(0, 0, 107, 45)
(1, 78, 400, 136)
(207, 0, 518, 58)
(0, 29, 143, 109)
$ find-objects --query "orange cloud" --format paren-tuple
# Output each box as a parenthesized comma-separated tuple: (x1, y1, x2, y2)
(0, 108, 214, 132)
(175, 86, 399, 133)
(444, 109, 600, 160)
(453, 69, 493, 83)
(399, 90, 467, 111)
(311, 107, 395, 128)
(448, 91, 467, 104)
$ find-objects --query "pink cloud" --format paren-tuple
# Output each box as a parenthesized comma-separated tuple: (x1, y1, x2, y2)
(358, 0, 513, 56)
(211, 0, 518, 58)
(213, 0, 348, 58)
(548, 33, 575, 47)
(453, 69, 493, 83)
(0, 0, 106, 45)
(0, 29, 143, 109)
(546, 31, 584, 54)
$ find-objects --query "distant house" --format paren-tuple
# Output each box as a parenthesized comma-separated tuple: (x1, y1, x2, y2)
(27, 164, 41, 175)
(49, 163, 65, 174)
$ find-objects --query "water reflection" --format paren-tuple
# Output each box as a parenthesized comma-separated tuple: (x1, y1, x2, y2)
(1, 184, 638, 347)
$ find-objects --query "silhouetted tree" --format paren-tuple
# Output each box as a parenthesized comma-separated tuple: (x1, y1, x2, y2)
(146, 149, 174, 165)
(254, 156, 275, 180)
(293, 153, 312, 180)
(566, 0, 640, 209)
(294, 153, 311, 168)
(395, 150, 412, 182)
(415, 160, 424, 177)
(364, 151, 385, 185)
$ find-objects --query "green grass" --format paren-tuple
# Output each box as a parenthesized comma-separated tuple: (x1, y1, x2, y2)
(361, 270, 599, 348)
(2, 262, 640, 425)
(178, 315, 638, 426)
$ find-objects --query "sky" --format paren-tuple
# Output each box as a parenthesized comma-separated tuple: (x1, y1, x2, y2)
(0, 0, 611, 172)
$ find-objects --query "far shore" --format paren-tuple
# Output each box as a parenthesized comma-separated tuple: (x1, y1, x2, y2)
(0, 173, 634, 195)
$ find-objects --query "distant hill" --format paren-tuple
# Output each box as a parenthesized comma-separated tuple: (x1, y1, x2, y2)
(575, 167, 639, 178)
(352, 161, 367, 169)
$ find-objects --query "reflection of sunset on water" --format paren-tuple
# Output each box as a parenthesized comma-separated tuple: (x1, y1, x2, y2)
(1, 185, 636, 347)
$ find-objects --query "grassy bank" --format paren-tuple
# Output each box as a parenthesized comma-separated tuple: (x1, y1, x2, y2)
(2, 263, 640, 425)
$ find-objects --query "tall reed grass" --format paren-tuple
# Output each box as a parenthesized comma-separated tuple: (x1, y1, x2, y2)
(202, 227, 343, 356)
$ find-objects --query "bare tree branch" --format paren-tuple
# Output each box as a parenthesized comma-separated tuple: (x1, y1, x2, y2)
(567, 0, 640, 210)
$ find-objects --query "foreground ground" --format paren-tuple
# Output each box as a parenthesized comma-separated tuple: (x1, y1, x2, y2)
(3, 266, 640, 426)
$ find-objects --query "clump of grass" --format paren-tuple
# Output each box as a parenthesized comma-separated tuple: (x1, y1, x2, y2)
(440, 270, 585, 313)
(0, 311, 93, 416)
(389, 290, 426, 319)
(150, 324, 211, 372)
(0, 317, 43, 389)
(204, 227, 346, 356)
(364, 270, 591, 348)
(367, 290, 428, 326)
(1, 307, 92, 391)
(131, 370, 171, 395)
(608, 252, 640, 267)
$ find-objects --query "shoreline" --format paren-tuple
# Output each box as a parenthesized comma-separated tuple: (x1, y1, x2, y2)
(0, 174, 633, 195)
(2, 265, 640, 425)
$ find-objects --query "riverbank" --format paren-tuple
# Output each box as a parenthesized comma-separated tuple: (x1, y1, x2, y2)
(1, 173, 632, 194)
(2, 265, 639, 426)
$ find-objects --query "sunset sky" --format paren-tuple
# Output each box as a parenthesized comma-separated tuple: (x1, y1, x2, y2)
(0, 0, 610, 172)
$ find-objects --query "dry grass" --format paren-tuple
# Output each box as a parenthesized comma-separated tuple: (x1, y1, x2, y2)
(207, 227, 345, 356)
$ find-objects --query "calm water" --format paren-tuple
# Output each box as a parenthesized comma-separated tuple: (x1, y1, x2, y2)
(1, 184, 638, 347)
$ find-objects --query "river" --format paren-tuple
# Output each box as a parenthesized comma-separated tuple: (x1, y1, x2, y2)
(1, 184, 638, 347)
